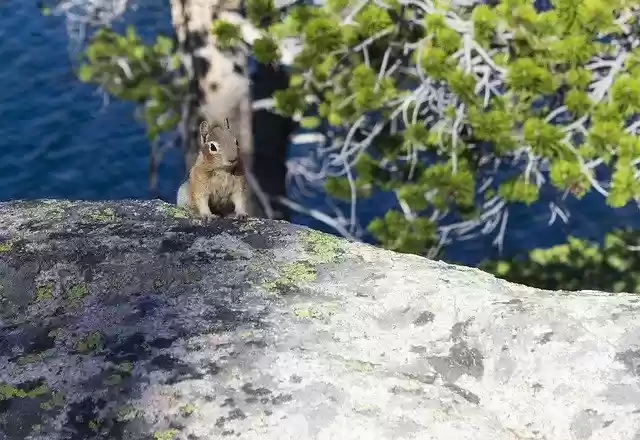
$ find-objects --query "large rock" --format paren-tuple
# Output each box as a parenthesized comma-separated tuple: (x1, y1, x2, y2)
(0, 199, 638, 440)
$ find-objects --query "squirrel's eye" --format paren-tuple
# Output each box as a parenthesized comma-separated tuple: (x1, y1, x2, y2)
(208, 141, 219, 152)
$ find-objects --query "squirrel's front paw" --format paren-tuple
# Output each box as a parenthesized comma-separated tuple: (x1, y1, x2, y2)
(201, 213, 218, 222)
(233, 212, 248, 220)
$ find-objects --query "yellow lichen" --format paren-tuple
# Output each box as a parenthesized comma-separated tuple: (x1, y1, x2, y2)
(88, 420, 100, 432)
(179, 403, 196, 416)
(0, 238, 15, 252)
(115, 361, 133, 373)
(34, 200, 72, 221)
(40, 391, 65, 410)
(103, 374, 123, 386)
(280, 261, 317, 283)
(293, 303, 337, 321)
(17, 350, 52, 366)
(64, 282, 88, 307)
(0, 381, 49, 401)
(35, 283, 54, 302)
(116, 405, 139, 422)
(299, 229, 342, 264)
(261, 280, 278, 291)
(262, 261, 317, 291)
(82, 207, 118, 223)
(73, 331, 104, 354)
(345, 359, 376, 372)
(158, 203, 193, 219)
(154, 429, 179, 440)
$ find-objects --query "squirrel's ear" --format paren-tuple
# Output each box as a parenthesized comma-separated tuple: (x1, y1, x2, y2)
(199, 120, 209, 143)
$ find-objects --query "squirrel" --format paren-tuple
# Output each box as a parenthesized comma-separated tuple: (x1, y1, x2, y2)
(176, 118, 249, 219)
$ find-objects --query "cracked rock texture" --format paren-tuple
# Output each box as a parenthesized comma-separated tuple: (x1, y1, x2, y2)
(0, 199, 639, 440)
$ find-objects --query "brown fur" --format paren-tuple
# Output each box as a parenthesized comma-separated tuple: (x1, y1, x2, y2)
(186, 119, 249, 219)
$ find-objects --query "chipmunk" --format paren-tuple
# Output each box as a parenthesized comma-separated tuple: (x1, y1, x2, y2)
(176, 118, 249, 219)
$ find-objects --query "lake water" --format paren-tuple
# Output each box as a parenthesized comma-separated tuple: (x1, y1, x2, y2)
(2, 0, 639, 266)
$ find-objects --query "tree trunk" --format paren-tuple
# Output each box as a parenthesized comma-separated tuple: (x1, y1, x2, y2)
(251, 62, 295, 221)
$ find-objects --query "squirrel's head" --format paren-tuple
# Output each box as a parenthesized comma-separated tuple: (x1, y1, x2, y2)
(198, 118, 240, 170)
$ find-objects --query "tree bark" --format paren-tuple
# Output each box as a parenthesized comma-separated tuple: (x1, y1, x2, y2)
(251, 62, 295, 220)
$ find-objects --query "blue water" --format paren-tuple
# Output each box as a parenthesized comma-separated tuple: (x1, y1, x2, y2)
(0, 1, 183, 201)
(2, 0, 639, 266)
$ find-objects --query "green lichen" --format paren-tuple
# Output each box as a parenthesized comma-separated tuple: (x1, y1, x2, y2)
(35, 200, 72, 221)
(0, 381, 49, 401)
(82, 207, 119, 223)
(103, 374, 123, 386)
(103, 360, 133, 386)
(293, 303, 337, 321)
(252, 229, 343, 293)
(281, 261, 317, 283)
(158, 203, 192, 219)
(239, 330, 253, 338)
(35, 283, 54, 302)
(17, 350, 52, 366)
(40, 391, 65, 410)
(179, 403, 196, 416)
(88, 419, 100, 432)
(74, 331, 104, 354)
(299, 229, 342, 264)
(293, 307, 328, 320)
(115, 361, 133, 373)
(19, 200, 70, 228)
(0, 238, 14, 252)
(64, 282, 88, 307)
(293, 308, 313, 318)
(262, 261, 317, 291)
(345, 358, 376, 372)
(261, 280, 278, 291)
(116, 405, 139, 422)
(39, 199, 73, 208)
(154, 429, 179, 440)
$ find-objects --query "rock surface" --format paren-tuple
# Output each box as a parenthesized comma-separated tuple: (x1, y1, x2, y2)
(0, 199, 639, 440)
